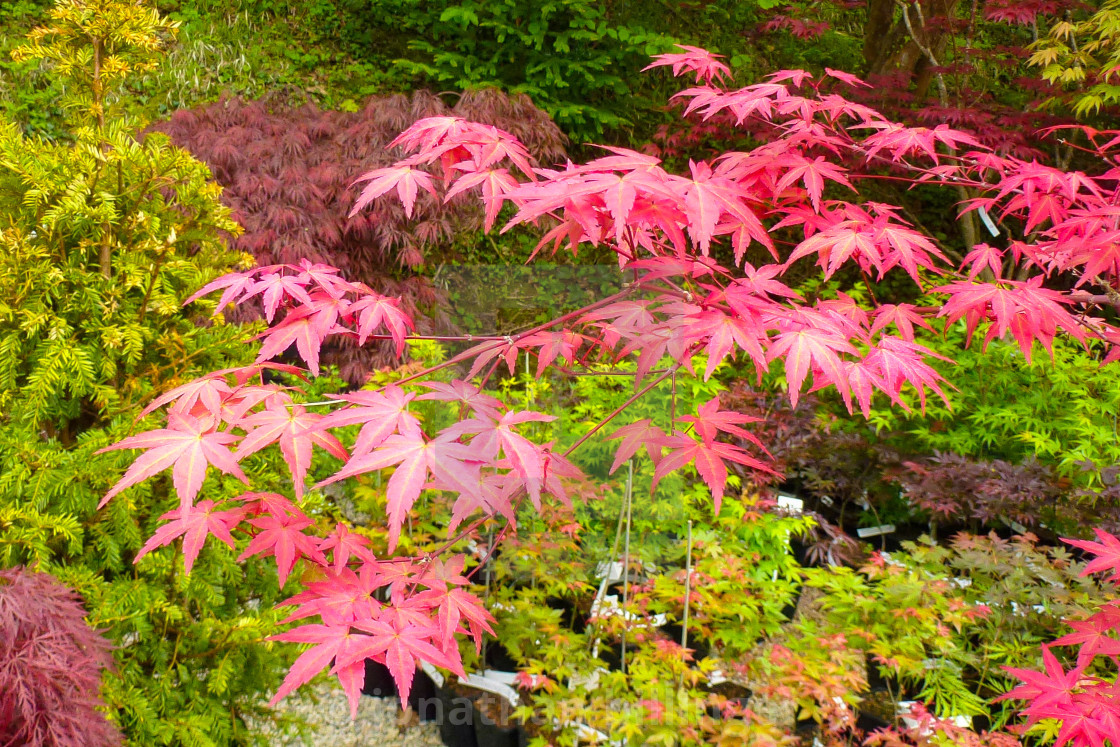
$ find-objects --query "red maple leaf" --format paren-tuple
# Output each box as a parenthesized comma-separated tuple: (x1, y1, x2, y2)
(1052, 614, 1120, 666)
(1066, 530, 1120, 584)
(443, 411, 555, 505)
(98, 412, 248, 511)
(281, 567, 381, 626)
(767, 326, 858, 407)
(182, 268, 268, 312)
(936, 276, 1086, 360)
(606, 419, 665, 474)
(318, 523, 378, 573)
(679, 396, 765, 447)
(138, 373, 232, 420)
(235, 404, 348, 499)
(134, 500, 245, 574)
(652, 432, 777, 512)
(1001, 646, 1086, 714)
(238, 513, 326, 586)
(869, 303, 934, 342)
(343, 618, 465, 708)
(254, 303, 339, 376)
(269, 623, 371, 717)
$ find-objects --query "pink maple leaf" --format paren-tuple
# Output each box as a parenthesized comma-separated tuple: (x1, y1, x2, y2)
(318, 523, 377, 573)
(350, 165, 438, 219)
(318, 431, 480, 550)
(346, 290, 414, 355)
(238, 513, 326, 586)
(134, 500, 245, 574)
(97, 412, 248, 511)
(315, 386, 421, 456)
(417, 380, 505, 421)
(269, 623, 371, 717)
(243, 272, 314, 323)
(643, 45, 731, 85)
(235, 404, 348, 499)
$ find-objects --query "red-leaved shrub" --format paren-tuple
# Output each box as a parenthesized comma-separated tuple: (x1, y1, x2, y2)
(152, 90, 566, 383)
(0, 567, 120, 747)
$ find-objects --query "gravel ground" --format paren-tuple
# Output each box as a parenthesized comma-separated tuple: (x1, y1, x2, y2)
(258, 683, 443, 747)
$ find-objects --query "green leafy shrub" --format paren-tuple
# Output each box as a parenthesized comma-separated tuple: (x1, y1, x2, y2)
(795, 532, 1108, 730)
(348, 0, 678, 140)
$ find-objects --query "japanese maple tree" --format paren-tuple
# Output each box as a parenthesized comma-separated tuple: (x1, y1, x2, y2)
(97, 46, 1120, 724)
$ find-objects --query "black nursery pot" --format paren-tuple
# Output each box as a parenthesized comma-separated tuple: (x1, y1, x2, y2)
(780, 584, 803, 621)
(546, 595, 586, 633)
(362, 660, 396, 698)
(436, 685, 479, 747)
(484, 641, 519, 672)
(865, 655, 895, 694)
(856, 710, 892, 733)
(472, 700, 523, 747)
(409, 668, 439, 721)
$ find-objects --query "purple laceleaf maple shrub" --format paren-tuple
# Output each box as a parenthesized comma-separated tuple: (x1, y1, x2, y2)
(0, 566, 120, 747)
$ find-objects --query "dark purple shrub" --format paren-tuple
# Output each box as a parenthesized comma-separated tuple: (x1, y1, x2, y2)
(152, 89, 566, 383)
(0, 567, 120, 747)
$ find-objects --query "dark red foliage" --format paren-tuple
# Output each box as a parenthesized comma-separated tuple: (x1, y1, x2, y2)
(727, 384, 1120, 551)
(152, 90, 566, 383)
(0, 567, 120, 747)
(899, 456, 1120, 535)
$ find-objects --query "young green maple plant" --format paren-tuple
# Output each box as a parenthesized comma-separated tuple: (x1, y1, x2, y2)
(98, 45, 1120, 720)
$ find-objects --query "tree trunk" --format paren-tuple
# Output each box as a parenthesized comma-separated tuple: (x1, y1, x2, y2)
(863, 0, 961, 99)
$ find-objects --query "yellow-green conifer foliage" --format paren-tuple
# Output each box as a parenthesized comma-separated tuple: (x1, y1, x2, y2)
(0, 3, 296, 744)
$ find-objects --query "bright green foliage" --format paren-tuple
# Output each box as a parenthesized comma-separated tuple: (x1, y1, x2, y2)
(799, 532, 1108, 728)
(357, 0, 677, 139)
(1029, 1, 1120, 116)
(0, 2, 299, 743)
(488, 501, 807, 746)
(0, 422, 297, 745)
(11, 0, 176, 127)
(133, 0, 397, 117)
(867, 330, 1120, 486)
(0, 119, 250, 431)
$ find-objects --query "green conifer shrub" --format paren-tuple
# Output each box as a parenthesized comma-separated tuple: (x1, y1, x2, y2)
(0, 2, 299, 743)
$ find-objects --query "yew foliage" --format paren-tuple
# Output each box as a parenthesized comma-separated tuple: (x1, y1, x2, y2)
(101, 47, 1120, 722)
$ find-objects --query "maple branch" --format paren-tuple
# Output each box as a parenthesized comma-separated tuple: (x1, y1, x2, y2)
(380, 287, 638, 393)
(466, 517, 517, 582)
(1068, 289, 1120, 310)
(562, 363, 683, 458)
